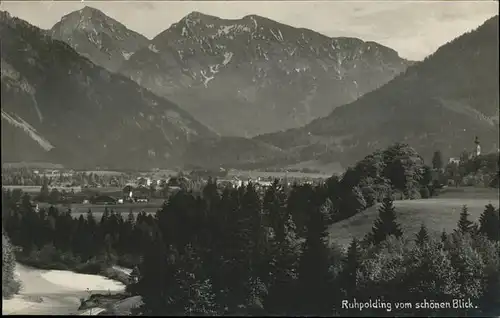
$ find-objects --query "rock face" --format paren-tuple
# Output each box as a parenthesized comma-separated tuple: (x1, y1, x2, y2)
(50, 6, 150, 73)
(116, 11, 411, 137)
(1, 11, 215, 169)
(256, 15, 500, 169)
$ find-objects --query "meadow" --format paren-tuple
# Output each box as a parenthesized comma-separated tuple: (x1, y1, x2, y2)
(2, 185, 83, 194)
(1, 162, 64, 169)
(78, 170, 125, 176)
(227, 169, 330, 180)
(39, 199, 166, 218)
(328, 186, 499, 246)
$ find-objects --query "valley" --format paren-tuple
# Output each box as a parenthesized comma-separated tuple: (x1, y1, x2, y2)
(1, 2, 499, 317)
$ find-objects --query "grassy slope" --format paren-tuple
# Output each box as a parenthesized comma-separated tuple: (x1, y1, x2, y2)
(328, 187, 499, 247)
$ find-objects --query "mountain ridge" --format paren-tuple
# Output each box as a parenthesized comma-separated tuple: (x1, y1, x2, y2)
(50, 6, 150, 72)
(50, 7, 411, 137)
(121, 10, 411, 137)
(1, 10, 215, 170)
(255, 15, 499, 169)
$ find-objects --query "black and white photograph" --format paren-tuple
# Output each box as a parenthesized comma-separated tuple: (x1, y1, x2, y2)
(1, 0, 499, 315)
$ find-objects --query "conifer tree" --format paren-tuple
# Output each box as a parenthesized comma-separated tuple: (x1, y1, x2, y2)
(133, 233, 177, 315)
(38, 177, 50, 202)
(296, 201, 333, 315)
(455, 205, 477, 235)
(441, 230, 448, 244)
(415, 223, 429, 247)
(2, 229, 20, 298)
(265, 213, 300, 315)
(432, 150, 444, 170)
(319, 198, 334, 226)
(341, 238, 362, 299)
(126, 209, 135, 225)
(478, 204, 500, 241)
(158, 243, 220, 316)
(263, 180, 288, 243)
(241, 183, 266, 277)
(367, 197, 403, 245)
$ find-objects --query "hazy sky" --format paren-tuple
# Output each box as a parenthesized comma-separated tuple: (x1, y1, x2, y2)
(1, 0, 498, 60)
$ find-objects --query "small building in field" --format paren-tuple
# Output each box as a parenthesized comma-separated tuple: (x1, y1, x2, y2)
(123, 185, 134, 198)
(64, 192, 89, 204)
(137, 177, 151, 187)
(91, 195, 117, 205)
(133, 186, 150, 197)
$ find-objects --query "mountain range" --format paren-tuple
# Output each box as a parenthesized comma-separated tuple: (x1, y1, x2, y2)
(1, 8, 498, 172)
(256, 15, 499, 169)
(52, 7, 411, 137)
(1, 11, 214, 170)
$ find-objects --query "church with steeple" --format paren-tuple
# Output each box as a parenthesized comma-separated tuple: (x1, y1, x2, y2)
(470, 136, 481, 159)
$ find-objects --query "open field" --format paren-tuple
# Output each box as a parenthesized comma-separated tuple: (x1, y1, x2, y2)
(282, 160, 344, 175)
(38, 199, 166, 218)
(78, 171, 125, 177)
(80, 187, 123, 195)
(1, 186, 125, 196)
(2, 162, 65, 169)
(2, 263, 125, 315)
(2, 185, 83, 194)
(227, 169, 331, 180)
(328, 187, 499, 247)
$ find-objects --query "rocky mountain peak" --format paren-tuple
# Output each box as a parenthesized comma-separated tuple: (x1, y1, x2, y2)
(57, 6, 110, 33)
(182, 11, 220, 23)
(79, 6, 106, 18)
(51, 6, 150, 72)
(119, 12, 410, 137)
(0, 10, 11, 20)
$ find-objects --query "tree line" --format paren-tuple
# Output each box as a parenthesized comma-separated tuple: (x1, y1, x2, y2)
(1, 168, 128, 188)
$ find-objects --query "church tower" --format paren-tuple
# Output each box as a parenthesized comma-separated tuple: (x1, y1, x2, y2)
(473, 136, 481, 158)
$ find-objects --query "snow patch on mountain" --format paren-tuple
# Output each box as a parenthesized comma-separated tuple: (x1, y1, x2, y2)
(269, 29, 284, 42)
(122, 51, 134, 60)
(148, 44, 159, 53)
(222, 52, 233, 66)
(216, 24, 251, 37)
(200, 70, 214, 87)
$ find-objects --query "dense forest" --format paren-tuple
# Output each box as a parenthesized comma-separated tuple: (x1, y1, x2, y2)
(2, 143, 499, 316)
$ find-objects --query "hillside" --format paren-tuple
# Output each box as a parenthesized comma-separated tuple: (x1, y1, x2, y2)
(50, 6, 150, 72)
(257, 15, 500, 169)
(328, 190, 499, 247)
(1, 11, 215, 170)
(116, 11, 410, 137)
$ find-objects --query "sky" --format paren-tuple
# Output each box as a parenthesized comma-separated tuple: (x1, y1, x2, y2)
(0, 0, 498, 61)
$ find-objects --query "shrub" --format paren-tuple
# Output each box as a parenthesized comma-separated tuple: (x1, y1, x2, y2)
(2, 230, 21, 298)
(419, 186, 430, 199)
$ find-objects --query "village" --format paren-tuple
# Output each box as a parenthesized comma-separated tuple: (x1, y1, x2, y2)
(2, 166, 323, 214)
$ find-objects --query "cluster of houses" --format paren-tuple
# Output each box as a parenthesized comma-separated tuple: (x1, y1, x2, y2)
(448, 136, 483, 165)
